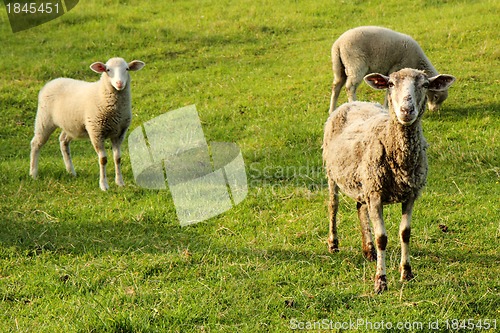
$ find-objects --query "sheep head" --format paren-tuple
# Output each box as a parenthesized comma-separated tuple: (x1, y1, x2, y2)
(427, 88, 449, 112)
(364, 68, 455, 126)
(90, 58, 145, 91)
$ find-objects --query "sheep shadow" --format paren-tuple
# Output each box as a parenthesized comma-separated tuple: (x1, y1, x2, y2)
(424, 103, 499, 122)
(1, 210, 494, 304)
(0, 215, 205, 257)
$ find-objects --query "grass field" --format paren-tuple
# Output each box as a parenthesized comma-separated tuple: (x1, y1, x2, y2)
(0, 0, 499, 332)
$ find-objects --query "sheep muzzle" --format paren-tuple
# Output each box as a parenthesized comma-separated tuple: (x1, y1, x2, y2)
(396, 105, 418, 126)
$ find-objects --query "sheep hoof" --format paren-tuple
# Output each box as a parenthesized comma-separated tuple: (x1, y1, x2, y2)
(363, 244, 377, 262)
(374, 275, 387, 294)
(400, 265, 414, 281)
(66, 167, 76, 176)
(328, 238, 339, 253)
(100, 182, 109, 191)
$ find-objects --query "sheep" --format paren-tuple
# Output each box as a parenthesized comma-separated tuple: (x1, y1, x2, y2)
(329, 26, 450, 113)
(323, 68, 455, 293)
(29, 57, 145, 191)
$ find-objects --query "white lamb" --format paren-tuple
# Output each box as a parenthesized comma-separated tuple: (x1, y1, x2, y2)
(30, 57, 145, 191)
(329, 26, 450, 113)
(323, 68, 455, 293)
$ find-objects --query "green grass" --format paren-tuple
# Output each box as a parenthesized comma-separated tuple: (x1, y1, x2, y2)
(0, 0, 499, 332)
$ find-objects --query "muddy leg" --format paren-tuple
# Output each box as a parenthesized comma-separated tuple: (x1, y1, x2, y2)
(327, 178, 339, 253)
(368, 194, 388, 294)
(357, 202, 376, 261)
(400, 197, 415, 281)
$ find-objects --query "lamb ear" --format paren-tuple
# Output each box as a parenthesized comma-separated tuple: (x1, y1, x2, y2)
(428, 74, 455, 91)
(364, 73, 390, 90)
(90, 62, 107, 73)
(128, 60, 145, 71)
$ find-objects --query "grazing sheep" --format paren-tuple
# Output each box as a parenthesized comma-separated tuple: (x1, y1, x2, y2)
(323, 68, 455, 293)
(30, 57, 145, 191)
(329, 26, 450, 113)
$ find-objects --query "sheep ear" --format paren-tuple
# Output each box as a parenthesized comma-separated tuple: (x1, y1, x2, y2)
(128, 60, 145, 71)
(90, 62, 107, 73)
(364, 73, 390, 90)
(428, 74, 455, 91)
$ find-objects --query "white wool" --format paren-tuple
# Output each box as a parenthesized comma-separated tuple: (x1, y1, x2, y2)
(329, 26, 449, 113)
(30, 57, 145, 191)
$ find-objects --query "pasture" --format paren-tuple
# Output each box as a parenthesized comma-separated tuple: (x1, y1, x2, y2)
(0, 0, 498, 331)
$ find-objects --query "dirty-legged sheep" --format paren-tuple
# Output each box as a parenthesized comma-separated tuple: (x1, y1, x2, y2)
(323, 68, 455, 293)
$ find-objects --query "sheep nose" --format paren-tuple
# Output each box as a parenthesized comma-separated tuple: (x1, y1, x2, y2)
(428, 103, 439, 112)
(403, 95, 412, 103)
(115, 81, 124, 89)
(400, 106, 413, 115)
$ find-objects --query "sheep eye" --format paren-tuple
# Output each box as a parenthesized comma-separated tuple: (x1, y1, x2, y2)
(422, 82, 429, 89)
(388, 81, 394, 88)
(106, 69, 110, 72)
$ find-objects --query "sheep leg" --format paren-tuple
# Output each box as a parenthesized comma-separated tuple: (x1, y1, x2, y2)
(327, 178, 339, 253)
(329, 73, 346, 113)
(345, 77, 359, 103)
(345, 65, 367, 103)
(400, 197, 415, 281)
(111, 132, 126, 187)
(368, 194, 387, 293)
(357, 202, 376, 261)
(30, 124, 56, 179)
(90, 136, 109, 191)
(59, 131, 76, 176)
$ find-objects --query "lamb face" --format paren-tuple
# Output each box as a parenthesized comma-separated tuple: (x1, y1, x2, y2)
(90, 58, 145, 91)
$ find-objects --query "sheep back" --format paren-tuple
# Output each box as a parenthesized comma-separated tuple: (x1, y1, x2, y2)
(333, 26, 438, 76)
(37, 75, 131, 141)
(38, 78, 96, 139)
